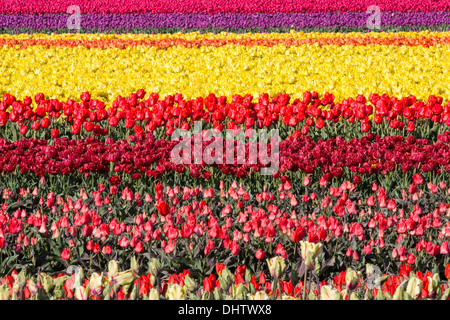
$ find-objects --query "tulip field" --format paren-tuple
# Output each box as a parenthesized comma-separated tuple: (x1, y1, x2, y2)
(3, 1, 450, 302)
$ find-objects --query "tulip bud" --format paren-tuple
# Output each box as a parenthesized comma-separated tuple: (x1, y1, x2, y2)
(248, 290, 271, 300)
(441, 288, 450, 300)
(364, 289, 374, 300)
(165, 284, 185, 300)
(0, 284, 9, 300)
(366, 264, 377, 278)
(245, 268, 252, 283)
(406, 276, 423, 299)
(213, 287, 223, 300)
(403, 291, 412, 300)
(53, 276, 68, 299)
(267, 256, 286, 279)
(73, 268, 85, 289)
(89, 273, 103, 296)
(27, 279, 39, 297)
(102, 281, 111, 300)
(300, 241, 323, 272)
(148, 258, 161, 277)
(304, 251, 315, 271)
(149, 288, 160, 300)
(130, 256, 139, 275)
(376, 290, 386, 302)
(201, 292, 211, 300)
(235, 283, 247, 300)
(183, 275, 197, 292)
(13, 269, 27, 290)
(40, 273, 54, 293)
(345, 268, 359, 291)
(221, 267, 234, 283)
(349, 292, 360, 300)
(320, 285, 342, 300)
(114, 270, 135, 287)
(150, 274, 157, 287)
(108, 260, 119, 280)
(427, 273, 440, 298)
(393, 286, 404, 300)
(74, 285, 90, 300)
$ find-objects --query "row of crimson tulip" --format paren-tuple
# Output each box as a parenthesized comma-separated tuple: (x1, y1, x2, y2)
(2, 262, 450, 300)
(1, 91, 450, 142)
(0, 130, 450, 187)
(1, 172, 450, 283)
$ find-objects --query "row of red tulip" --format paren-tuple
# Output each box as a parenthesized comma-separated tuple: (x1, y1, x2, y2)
(1, 130, 450, 182)
(1, 91, 450, 139)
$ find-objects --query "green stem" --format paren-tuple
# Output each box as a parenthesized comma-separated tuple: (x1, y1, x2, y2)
(303, 270, 308, 300)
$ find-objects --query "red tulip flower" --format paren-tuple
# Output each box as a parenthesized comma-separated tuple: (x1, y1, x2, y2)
(61, 248, 71, 260)
(413, 174, 423, 185)
(156, 200, 169, 216)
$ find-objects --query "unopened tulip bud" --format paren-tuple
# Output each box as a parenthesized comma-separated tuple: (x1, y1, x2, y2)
(393, 286, 404, 300)
(267, 256, 286, 279)
(74, 285, 90, 300)
(366, 264, 377, 278)
(130, 256, 139, 275)
(89, 273, 103, 296)
(183, 275, 197, 292)
(166, 284, 185, 300)
(102, 281, 111, 300)
(441, 288, 450, 300)
(304, 252, 315, 271)
(220, 267, 234, 285)
(148, 258, 161, 277)
(248, 291, 271, 300)
(235, 283, 247, 300)
(364, 289, 374, 300)
(27, 279, 39, 297)
(427, 274, 440, 298)
(114, 270, 135, 287)
(0, 284, 9, 300)
(40, 273, 54, 293)
(53, 276, 68, 299)
(300, 241, 323, 259)
(219, 277, 230, 292)
(320, 285, 342, 300)
(108, 260, 119, 280)
(13, 269, 26, 290)
(150, 274, 157, 287)
(201, 292, 211, 300)
(73, 268, 85, 289)
(345, 268, 359, 291)
(213, 287, 222, 300)
(376, 289, 385, 300)
(245, 269, 252, 283)
(149, 288, 160, 300)
(350, 292, 360, 300)
(403, 291, 412, 300)
(406, 276, 422, 299)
